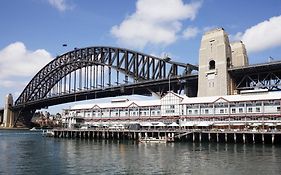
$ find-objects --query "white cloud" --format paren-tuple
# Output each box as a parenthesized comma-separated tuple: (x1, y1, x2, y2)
(111, 0, 202, 49)
(48, 0, 73, 12)
(182, 26, 199, 39)
(234, 15, 281, 53)
(0, 42, 52, 87)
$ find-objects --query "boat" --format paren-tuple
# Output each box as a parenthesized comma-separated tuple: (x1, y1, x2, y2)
(29, 127, 42, 131)
(42, 130, 54, 137)
(138, 137, 174, 143)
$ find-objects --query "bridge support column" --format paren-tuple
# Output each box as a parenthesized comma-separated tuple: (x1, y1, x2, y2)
(216, 133, 219, 143)
(262, 134, 264, 144)
(234, 133, 237, 143)
(208, 133, 211, 142)
(3, 94, 14, 128)
(252, 134, 255, 144)
(243, 134, 246, 144)
(225, 133, 228, 143)
(192, 133, 195, 142)
(272, 134, 275, 144)
(199, 133, 202, 142)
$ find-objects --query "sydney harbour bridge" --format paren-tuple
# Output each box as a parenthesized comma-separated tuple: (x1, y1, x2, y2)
(1, 45, 281, 127)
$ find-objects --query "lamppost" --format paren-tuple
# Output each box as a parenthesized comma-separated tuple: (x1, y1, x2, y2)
(169, 74, 172, 92)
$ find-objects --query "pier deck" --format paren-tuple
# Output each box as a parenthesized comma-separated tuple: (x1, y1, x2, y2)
(52, 128, 281, 144)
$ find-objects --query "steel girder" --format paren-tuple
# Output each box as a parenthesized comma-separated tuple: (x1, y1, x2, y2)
(15, 46, 197, 107)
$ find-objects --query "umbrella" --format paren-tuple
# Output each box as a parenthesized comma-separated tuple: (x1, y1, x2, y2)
(168, 122, 180, 127)
(156, 122, 166, 127)
(140, 122, 153, 127)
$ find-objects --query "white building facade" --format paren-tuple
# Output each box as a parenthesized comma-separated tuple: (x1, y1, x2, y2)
(62, 91, 281, 130)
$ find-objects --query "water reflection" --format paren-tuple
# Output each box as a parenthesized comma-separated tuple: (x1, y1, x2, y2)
(0, 130, 281, 175)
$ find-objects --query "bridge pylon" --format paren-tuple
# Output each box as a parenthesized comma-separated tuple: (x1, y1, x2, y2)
(3, 94, 14, 128)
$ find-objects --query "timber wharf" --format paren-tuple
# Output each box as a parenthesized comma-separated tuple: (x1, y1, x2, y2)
(52, 129, 281, 144)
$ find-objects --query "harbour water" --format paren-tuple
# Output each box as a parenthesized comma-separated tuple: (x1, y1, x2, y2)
(0, 130, 281, 175)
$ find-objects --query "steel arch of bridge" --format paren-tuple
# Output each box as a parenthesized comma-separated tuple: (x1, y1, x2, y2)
(15, 46, 197, 109)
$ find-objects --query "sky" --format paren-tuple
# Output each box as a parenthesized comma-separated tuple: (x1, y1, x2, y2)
(0, 0, 281, 113)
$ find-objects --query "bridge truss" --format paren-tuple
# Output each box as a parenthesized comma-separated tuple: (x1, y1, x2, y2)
(15, 46, 198, 110)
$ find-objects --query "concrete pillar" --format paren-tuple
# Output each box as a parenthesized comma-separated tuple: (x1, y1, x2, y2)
(102, 131, 105, 139)
(199, 133, 202, 142)
(3, 94, 14, 128)
(243, 134, 245, 144)
(145, 132, 148, 139)
(138, 132, 141, 139)
(193, 133, 195, 142)
(262, 134, 264, 144)
(216, 133, 219, 142)
(198, 28, 233, 97)
(252, 134, 255, 144)
(225, 133, 227, 143)
(234, 133, 236, 143)
(272, 134, 275, 144)
(208, 133, 211, 142)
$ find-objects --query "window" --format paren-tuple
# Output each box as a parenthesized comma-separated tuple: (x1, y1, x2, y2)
(231, 108, 236, 113)
(188, 110, 192, 114)
(239, 108, 243, 113)
(256, 107, 261, 112)
(277, 107, 280, 112)
(248, 108, 253, 113)
(209, 60, 216, 70)
(194, 110, 198, 114)
(220, 109, 224, 114)
(170, 105, 175, 109)
(205, 109, 209, 114)
(227, 57, 231, 68)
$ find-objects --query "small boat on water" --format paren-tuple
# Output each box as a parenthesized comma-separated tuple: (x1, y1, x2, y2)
(138, 137, 174, 143)
(30, 127, 42, 131)
(42, 130, 54, 137)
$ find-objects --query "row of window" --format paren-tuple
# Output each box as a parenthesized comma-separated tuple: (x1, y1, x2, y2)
(187, 106, 281, 115)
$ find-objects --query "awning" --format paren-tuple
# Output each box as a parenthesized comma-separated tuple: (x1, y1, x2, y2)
(197, 122, 213, 127)
(251, 123, 262, 126)
(231, 123, 245, 126)
(117, 124, 124, 127)
(213, 123, 229, 126)
(180, 122, 196, 127)
(265, 123, 275, 126)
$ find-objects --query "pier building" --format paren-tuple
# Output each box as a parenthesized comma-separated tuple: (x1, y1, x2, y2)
(62, 90, 281, 131)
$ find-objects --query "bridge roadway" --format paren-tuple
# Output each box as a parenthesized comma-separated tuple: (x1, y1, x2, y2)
(13, 74, 198, 110)
(228, 60, 281, 90)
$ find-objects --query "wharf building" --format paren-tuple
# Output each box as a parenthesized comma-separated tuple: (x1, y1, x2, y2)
(62, 28, 281, 132)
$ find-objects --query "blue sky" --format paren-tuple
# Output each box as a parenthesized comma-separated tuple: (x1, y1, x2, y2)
(1, 0, 281, 113)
